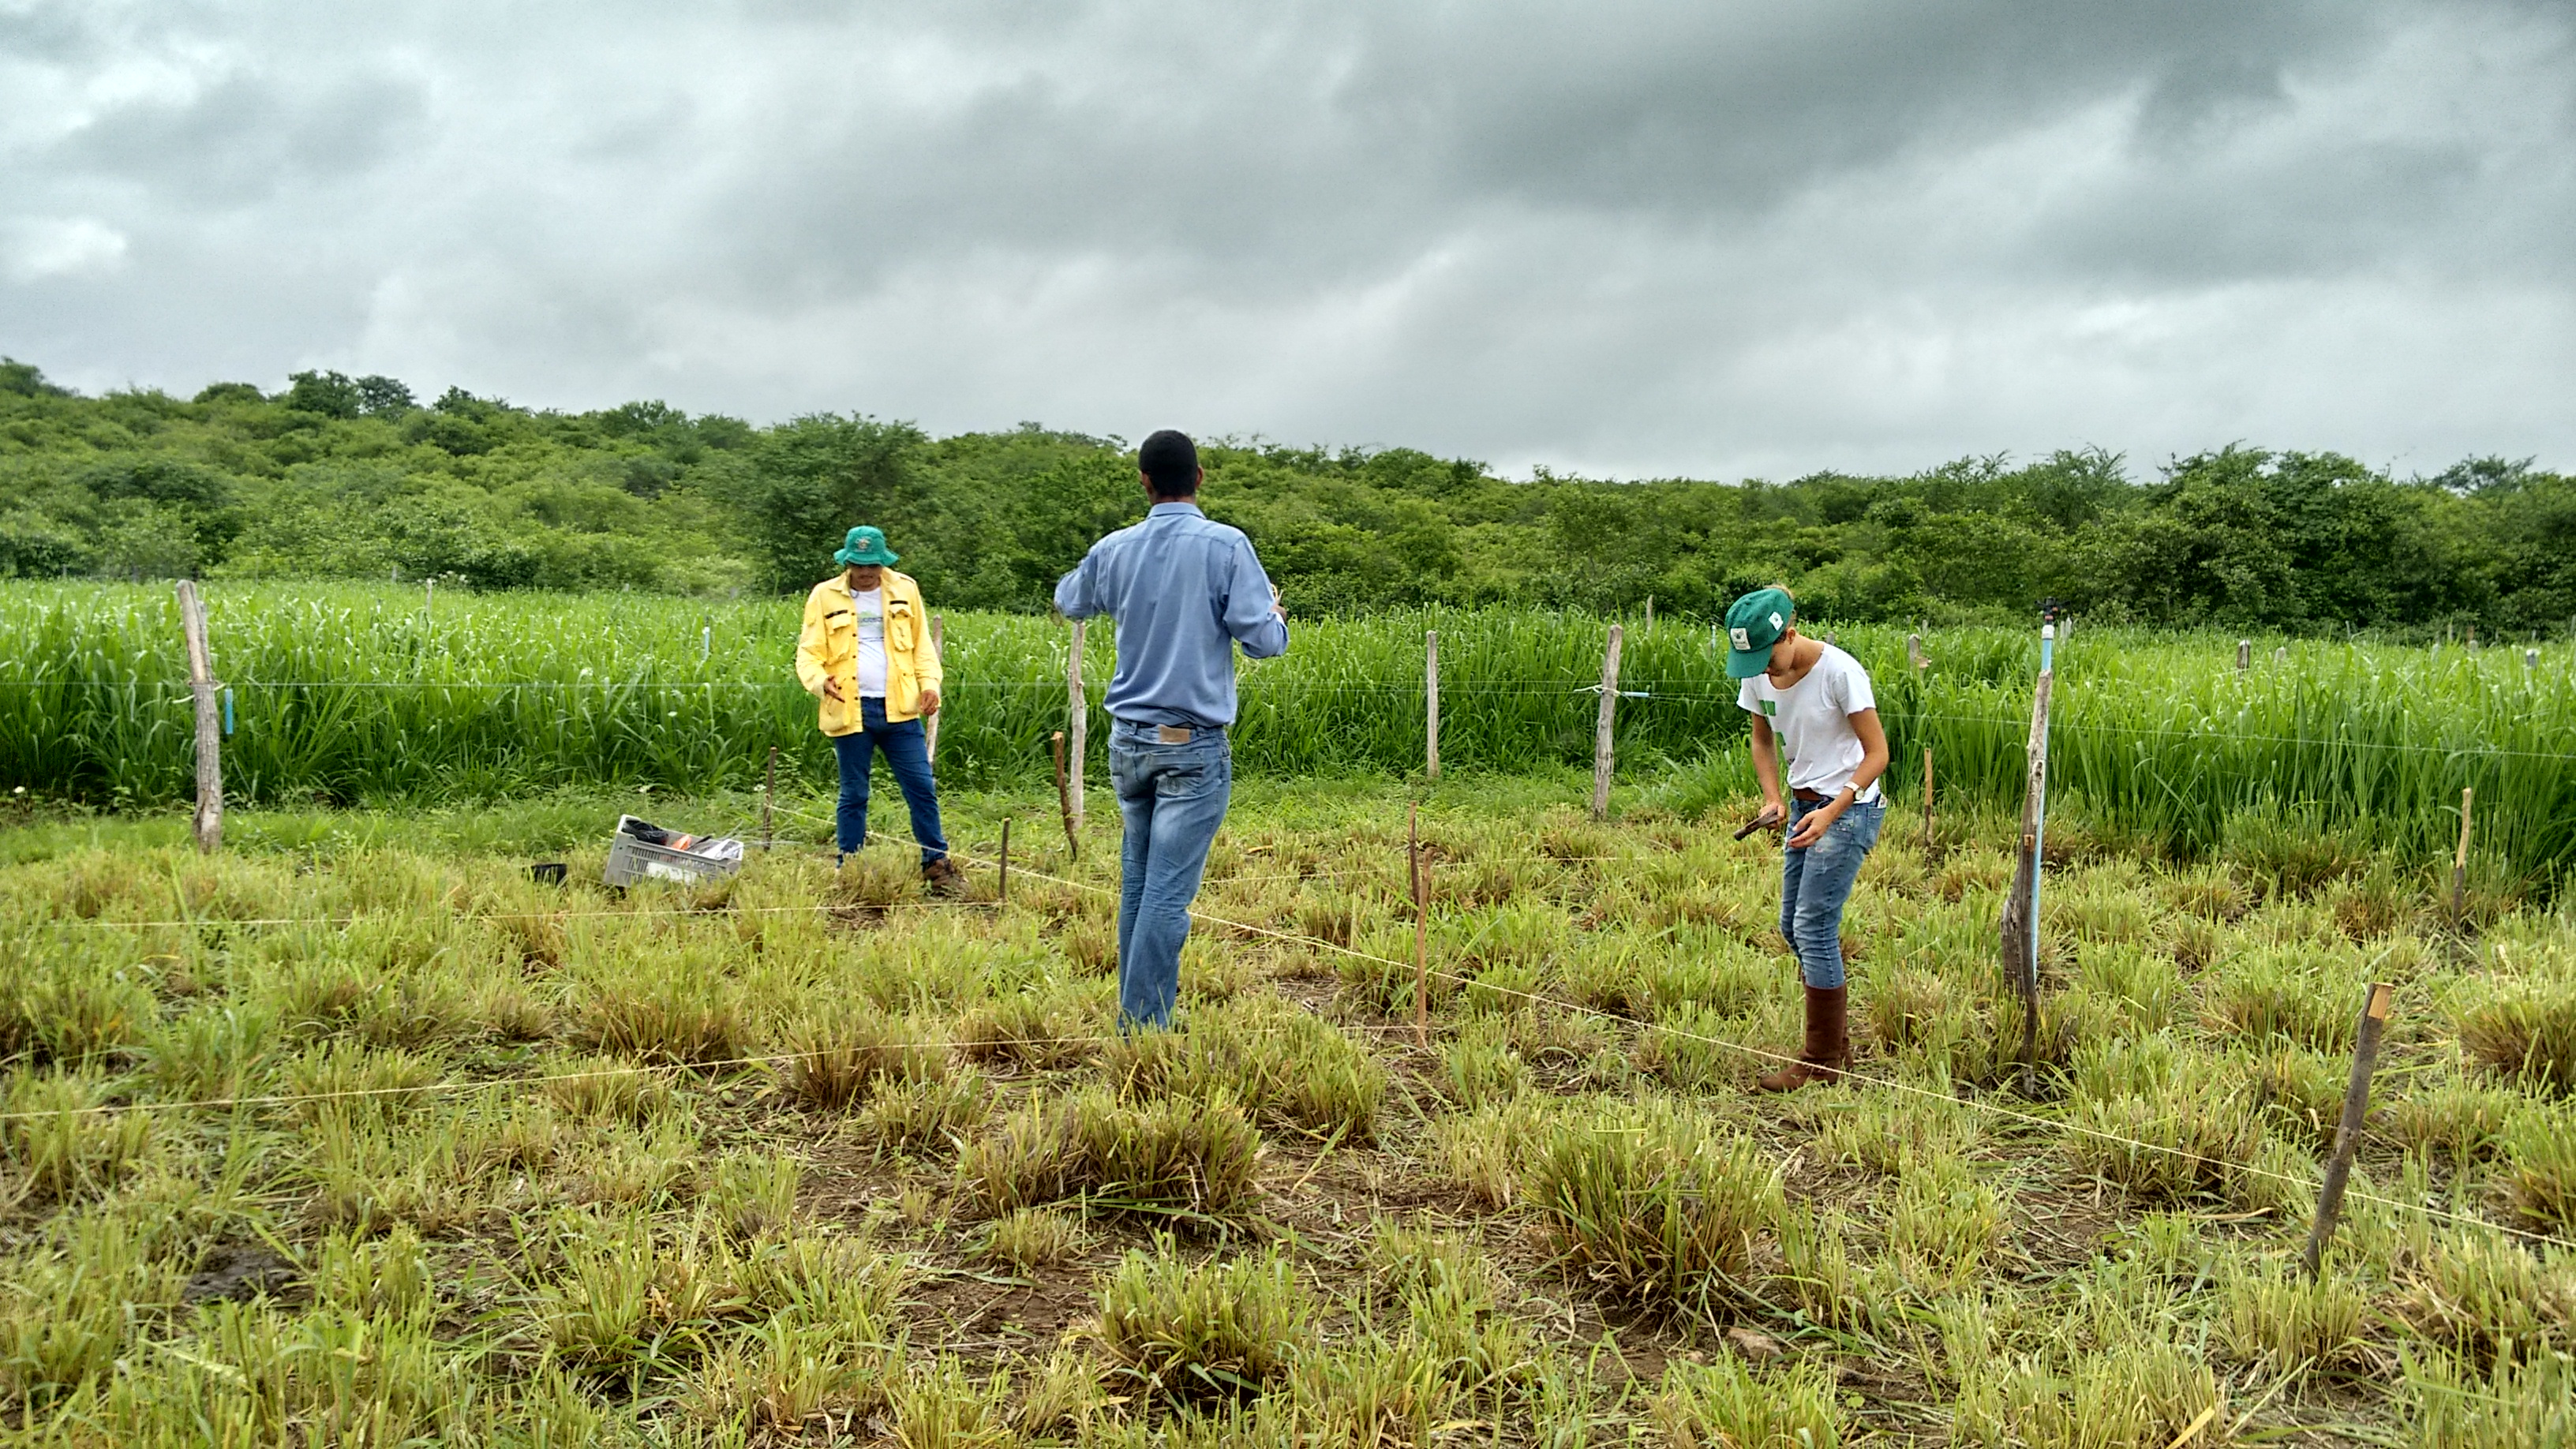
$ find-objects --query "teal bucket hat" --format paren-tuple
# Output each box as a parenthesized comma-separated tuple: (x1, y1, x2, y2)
(833, 526, 900, 567)
(1723, 586, 1795, 678)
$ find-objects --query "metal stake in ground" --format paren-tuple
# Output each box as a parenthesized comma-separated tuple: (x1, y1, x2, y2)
(2000, 623, 2056, 1095)
(2304, 982, 2396, 1278)
(1051, 731, 1078, 863)
(1410, 803, 1429, 1047)
(174, 580, 223, 853)
(2451, 786, 2474, 927)
(1592, 623, 1623, 822)
(1424, 629, 1440, 781)
(1065, 619, 1088, 834)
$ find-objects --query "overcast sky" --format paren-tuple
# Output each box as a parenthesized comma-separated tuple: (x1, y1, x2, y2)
(4, 1, 2572, 481)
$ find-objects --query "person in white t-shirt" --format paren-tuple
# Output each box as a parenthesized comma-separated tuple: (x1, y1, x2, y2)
(1726, 586, 1889, 1093)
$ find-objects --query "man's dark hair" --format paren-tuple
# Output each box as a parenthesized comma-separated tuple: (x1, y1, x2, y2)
(1139, 429, 1199, 496)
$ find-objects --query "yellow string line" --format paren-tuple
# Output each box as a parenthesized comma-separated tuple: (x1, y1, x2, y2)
(876, 828, 2576, 1259)
(0, 1020, 1429, 1124)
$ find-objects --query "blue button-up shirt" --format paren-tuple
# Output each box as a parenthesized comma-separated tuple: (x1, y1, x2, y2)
(1054, 502, 1290, 729)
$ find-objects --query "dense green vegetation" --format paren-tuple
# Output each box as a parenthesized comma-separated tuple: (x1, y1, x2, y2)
(7, 358, 2574, 632)
(8, 582, 2570, 886)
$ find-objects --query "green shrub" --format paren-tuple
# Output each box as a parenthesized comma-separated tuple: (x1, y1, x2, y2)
(1522, 1105, 1783, 1320)
(1097, 1240, 1305, 1405)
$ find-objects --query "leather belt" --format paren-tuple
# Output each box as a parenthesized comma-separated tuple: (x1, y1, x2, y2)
(1793, 788, 1832, 803)
(1118, 720, 1215, 744)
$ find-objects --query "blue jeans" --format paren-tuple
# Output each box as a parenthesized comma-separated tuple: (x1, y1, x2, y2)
(829, 698, 948, 864)
(1780, 796, 1884, 989)
(1109, 721, 1233, 1031)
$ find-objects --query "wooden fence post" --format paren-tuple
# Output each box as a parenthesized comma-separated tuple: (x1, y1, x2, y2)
(998, 818, 1013, 905)
(1424, 630, 1440, 781)
(1921, 746, 1935, 852)
(1643, 596, 1653, 631)
(1591, 624, 1623, 822)
(2273, 646, 2287, 668)
(1066, 620, 1087, 834)
(1410, 803, 1429, 1048)
(2237, 638, 2250, 672)
(2451, 786, 2474, 923)
(762, 745, 777, 848)
(1907, 633, 1925, 673)
(1051, 732, 1079, 862)
(925, 615, 945, 764)
(175, 581, 223, 853)
(2000, 623, 2056, 1095)
(2304, 983, 2395, 1277)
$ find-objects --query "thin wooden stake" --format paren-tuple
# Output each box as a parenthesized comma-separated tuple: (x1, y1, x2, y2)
(762, 745, 777, 848)
(925, 614, 945, 764)
(1410, 803, 1428, 1048)
(1424, 630, 1440, 781)
(1065, 620, 1087, 834)
(1592, 624, 1623, 822)
(998, 818, 1012, 905)
(1643, 596, 1653, 631)
(2304, 982, 2395, 1278)
(1051, 732, 1078, 862)
(1921, 746, 1935, 852)
(2451, 786, 2474, 923)
(174, 581, 222, 853)
(2001, 625, 2056, 1095)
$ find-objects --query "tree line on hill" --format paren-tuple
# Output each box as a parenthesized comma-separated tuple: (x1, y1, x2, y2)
(4, 357, 2571, 635)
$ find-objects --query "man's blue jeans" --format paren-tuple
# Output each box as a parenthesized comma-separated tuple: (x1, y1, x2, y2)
(1780, 796, 1884, 989)
(1109, 721, 1232, 1030)
(829, 698, 948, 864)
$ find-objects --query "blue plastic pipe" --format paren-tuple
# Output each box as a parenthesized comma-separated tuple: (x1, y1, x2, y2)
(222, 686, 234, 737)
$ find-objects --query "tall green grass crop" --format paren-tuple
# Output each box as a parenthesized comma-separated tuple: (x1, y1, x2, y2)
(5, 582, 2573, 882)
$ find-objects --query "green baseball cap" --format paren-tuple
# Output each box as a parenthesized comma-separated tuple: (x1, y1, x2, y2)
(833, 526, 900, 567)
(1723, 587, 1795, 678)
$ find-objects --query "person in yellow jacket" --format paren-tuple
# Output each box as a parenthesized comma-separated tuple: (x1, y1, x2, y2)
(796, 526, 964, 895)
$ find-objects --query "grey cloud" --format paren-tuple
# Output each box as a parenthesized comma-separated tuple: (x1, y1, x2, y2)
(2, 0, 2573, 480)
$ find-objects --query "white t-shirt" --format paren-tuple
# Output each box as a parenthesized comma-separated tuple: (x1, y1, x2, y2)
(1737, 643, 1880, 803)
(852, 588, 889, 698)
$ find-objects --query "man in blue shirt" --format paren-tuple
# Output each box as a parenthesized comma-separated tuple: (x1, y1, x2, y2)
(1054, 430, 1289, 1029)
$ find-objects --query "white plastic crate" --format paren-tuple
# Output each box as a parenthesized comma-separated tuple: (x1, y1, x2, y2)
(602, 829, 743, 887)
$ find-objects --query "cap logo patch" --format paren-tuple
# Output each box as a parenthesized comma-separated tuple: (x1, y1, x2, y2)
(1730, 627, 1751, 650)
(1769, 612, 1784, 631)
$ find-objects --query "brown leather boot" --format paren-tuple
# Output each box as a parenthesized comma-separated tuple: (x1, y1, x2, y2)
(1755, 985, 1849, 1093)
(921, 857, 968, 899)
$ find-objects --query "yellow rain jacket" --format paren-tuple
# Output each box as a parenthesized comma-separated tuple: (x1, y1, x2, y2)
(796, 570, 942, 736)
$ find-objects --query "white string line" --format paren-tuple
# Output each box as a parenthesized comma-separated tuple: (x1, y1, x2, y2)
(878, 826, 2576, 1259)
(17, 897, 998, 932)
(0, 1018, 1432, 1125)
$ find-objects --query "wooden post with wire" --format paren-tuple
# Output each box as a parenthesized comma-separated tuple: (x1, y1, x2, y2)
(762, 745, 777, 849)
(1591, 624, 1623, 822)
(1921, 747, 1935, 852)
(1051, 732, 1078, 863)
(998, 818, 1012, 905)
(2304, 982, 2395, 1278)
(2000, 623, 2056, 1095)
(1410, 803, 1429, 1047)
(175, 580, 223, 853)
(1065, 620, 1088, 835)
(2451, 786, 2474, 926)
(2237, 638, 2250, 672)
(924, 615, 944, 763)
(1424, 630, 1440, 781)
(1907, 633, 1925, 673)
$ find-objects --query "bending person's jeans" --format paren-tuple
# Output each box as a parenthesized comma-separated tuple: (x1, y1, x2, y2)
(1779, 796, 1884, 989)
(829, 698, 949, 865)
(1109, 720, 1232, 1030)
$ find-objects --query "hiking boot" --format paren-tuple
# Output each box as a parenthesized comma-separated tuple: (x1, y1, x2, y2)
(1755, 985, 1849, 1094)
(921, 856, 968, 899)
